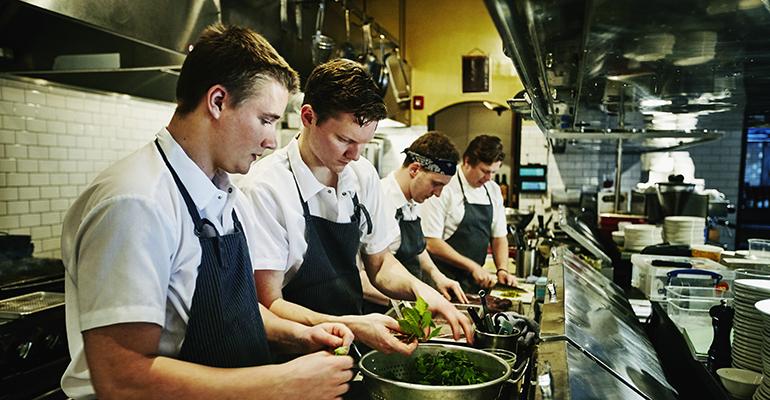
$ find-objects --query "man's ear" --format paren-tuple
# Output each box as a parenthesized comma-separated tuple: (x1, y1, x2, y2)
(409, 162, 421, 177)
(300, 104, 316, 127)
(207, 85, 227, 119)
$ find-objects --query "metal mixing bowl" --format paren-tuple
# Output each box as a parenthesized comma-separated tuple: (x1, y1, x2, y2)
(359, 343, 511, 400)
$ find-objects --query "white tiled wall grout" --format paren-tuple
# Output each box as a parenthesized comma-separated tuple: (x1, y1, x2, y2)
(0, 77, 174, 258)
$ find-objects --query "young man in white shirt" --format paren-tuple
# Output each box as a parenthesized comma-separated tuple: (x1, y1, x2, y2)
(363, 132, 469, 312)
(421, 135, 518, 292)
(61, 24, 354, 400)
(239, 59, 473, 355)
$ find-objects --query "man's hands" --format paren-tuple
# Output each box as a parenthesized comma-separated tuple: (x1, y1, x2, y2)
(341, 314, 418, 355)
(299, 322, 355, 353)
(495, 269, 518, 287)
(415, 288, 474, 344)
(430, 271, 468, 304)
(471, 265, 495, 288)
(281, 351, 354, 400)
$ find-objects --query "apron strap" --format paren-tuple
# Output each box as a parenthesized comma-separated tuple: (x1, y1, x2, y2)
(458, 172, 493, 205)
(154, 139, 206, 236)
(352, 194, 373, 235)
(287, 155, 312, 216)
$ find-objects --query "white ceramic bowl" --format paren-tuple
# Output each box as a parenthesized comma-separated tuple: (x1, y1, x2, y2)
(611, 231, 625, 245)
(716, 368, 762, 400)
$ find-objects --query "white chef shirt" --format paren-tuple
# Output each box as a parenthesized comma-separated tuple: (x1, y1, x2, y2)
(238, 138, 396, 286)
(420, 168, 508, 240)
(60, 128, 264, 399)
(380, 171, 420, 254)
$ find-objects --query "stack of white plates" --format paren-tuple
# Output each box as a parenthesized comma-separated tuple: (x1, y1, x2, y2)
(623, 224, 663, 251)
(663, 216, 706, 245)
(732, 280, 770, 373)
(752, 299, 770, 399)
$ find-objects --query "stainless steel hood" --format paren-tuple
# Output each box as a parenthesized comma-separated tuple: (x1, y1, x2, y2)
(0, 0, 220, 102)
(485, 0, 770, 151)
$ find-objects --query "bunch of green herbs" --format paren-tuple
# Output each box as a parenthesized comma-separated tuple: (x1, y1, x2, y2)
(399, 350, 490, 386)
(396, 297, 442, 342)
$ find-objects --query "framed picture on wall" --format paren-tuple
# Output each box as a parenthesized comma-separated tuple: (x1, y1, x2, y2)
(462, 52, 489, 93)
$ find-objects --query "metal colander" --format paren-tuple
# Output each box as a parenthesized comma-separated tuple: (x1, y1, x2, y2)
(359, 344, 511, 400)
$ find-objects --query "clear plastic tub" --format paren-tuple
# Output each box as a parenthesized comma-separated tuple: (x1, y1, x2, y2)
(665, 286, 733, 301)
(748, 238, 770, 260)
(666, 297, 725, 330)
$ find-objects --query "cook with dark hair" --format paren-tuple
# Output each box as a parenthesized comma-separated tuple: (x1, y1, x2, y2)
(361, 131, 469, 313)
(421, 134, 518, 292)
(60, 24, 355, 400)
(239, 59, 473, 355)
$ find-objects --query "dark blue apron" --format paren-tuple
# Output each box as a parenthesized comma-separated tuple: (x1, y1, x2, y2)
(155, 140, 271, 368)
(393, 208, 427, 281)
(282, 158, 372, 316)
(432, 175, 493, 293)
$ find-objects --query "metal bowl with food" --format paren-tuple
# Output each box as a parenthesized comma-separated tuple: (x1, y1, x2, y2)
(359, 343, 511, 400)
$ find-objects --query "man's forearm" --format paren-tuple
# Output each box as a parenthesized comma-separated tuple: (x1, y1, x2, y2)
(268, 298, 344, 326)
(425, 238, 479, 274)
(491, 236, 510, 272)
(364, 252, 421, 300)
(259, 303, 312, 354)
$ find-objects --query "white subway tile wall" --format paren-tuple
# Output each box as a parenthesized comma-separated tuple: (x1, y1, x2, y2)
(0, 77, 174, 258)
(518, 122, 741, 247)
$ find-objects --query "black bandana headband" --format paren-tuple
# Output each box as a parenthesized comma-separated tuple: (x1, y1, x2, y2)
(403, 150, 457, 176)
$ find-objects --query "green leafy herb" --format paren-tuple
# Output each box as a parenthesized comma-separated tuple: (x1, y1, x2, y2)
(396, 297, 442, 342)
(397, 350, 490, 386)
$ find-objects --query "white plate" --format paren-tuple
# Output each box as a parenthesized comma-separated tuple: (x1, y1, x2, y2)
(665, 216, 706, 223)
(736, 279, 770, 293)
(756, 299, 770, 317)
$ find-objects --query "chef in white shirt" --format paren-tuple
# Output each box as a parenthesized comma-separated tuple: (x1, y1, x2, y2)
(59, 24, 354, 400)
(239, 59, 473, 355)
(362, 132, 469, 313)
(421, 135, 518, 292)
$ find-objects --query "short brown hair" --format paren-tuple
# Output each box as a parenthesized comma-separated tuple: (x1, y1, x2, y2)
(402, 131, 459, 168)
(463, 135, 505, 166)
(175, 23, 299, 114)
(303, 59, 387, 126)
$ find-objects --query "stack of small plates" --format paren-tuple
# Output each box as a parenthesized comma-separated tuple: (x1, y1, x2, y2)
(752, 299, 770, 399)
(732, 280, 770, 373)
(663, 216, 706, 245)
(623, 224, 662, 251)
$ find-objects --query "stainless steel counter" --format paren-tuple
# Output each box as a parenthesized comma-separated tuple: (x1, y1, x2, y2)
(536, 247, 678, 400)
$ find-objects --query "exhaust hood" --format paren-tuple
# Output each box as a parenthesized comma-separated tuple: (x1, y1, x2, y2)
(0, 0, 220, 102)
(484, 0, 770, 151)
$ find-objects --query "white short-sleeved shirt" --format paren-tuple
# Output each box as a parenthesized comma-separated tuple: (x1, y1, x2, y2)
(420, 169, 507, 240)
(60, 128, 264, 399)
(238, 137, 396, 286)
(380, 171, 420, 254)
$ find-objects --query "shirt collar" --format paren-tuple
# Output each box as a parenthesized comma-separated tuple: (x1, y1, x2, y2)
(156, 128, 233, 212)
(383, 171, 410, 210)
(286, 137, 358, 198)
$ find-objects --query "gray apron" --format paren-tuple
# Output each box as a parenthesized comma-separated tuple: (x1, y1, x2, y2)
(393, 208, 427, 281)
(155, 140, 271, 368)
(282, 158, 372, 317)
(432, 175, 493, 293)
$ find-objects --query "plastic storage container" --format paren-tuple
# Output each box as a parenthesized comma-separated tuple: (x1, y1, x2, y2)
(631, 254, 734, 301)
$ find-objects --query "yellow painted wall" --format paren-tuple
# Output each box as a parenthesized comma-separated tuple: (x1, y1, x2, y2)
(404, 0, 523, 126)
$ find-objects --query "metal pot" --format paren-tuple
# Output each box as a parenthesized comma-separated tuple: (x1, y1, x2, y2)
(359, 343, 511, 400)
(310, 0, 335, 66)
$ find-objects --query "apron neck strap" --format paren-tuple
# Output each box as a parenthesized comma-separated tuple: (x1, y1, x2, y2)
(155, 139, 205, 232)
(458, 171, 493, 204)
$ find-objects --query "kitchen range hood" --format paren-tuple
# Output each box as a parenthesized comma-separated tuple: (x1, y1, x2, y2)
(0, 0, 220, 102)
(484, 0, 770, 151)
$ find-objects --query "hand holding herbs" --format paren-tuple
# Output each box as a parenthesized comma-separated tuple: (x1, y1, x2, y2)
(395, 297, 442, 343)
